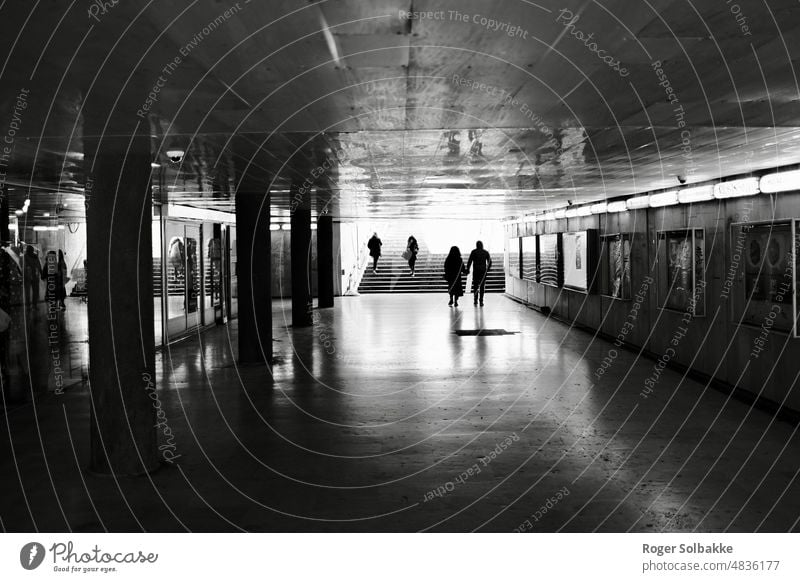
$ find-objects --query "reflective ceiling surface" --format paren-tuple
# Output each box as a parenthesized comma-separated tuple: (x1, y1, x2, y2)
(1, 0, 799, 221)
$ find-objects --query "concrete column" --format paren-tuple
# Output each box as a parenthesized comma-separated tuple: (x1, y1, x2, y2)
(235, 183, 272, 364)
(83, 112, 158, 476)
(0, 185, 9, 245)
(317, 215, 334, 308)
(291, 185, 313, 327)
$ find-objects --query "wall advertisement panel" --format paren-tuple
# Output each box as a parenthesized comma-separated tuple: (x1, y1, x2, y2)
(538, 233, 561, 287)
(522, 236, 536, 281)
(657, 229, 705, 316)
(508, 237, 521, 278)
(731, 221, 795, 333)
(563, 232, 588, 291)
(601, 233, 632, 299)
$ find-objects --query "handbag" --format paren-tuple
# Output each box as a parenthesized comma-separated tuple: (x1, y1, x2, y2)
(401, 249, 412, 260)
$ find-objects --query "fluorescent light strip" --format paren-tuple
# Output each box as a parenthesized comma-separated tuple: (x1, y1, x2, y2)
(649, 191, 678, 207)
(626, 195, 650, 210)
(678, 185, 714, 203)
(167, 203, 236, 223)
(714, 177, 759, 199)
(759, 169, 800, 194)
(577, 206, 592, 217)
(590, 202, 607, 214)
(607, 201, 627, 213)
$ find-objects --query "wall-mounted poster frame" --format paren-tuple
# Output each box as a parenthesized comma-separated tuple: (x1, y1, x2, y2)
(656, 228, 705, 316)
(600, 233, 632, 300)
(562, 230, 599, 293)
(507, 237, 521, 278)
(730, 220, 795, 333)
(522, 236, 536, 281)
(537, 233, 562, 287)
(794, 220, 800, 338)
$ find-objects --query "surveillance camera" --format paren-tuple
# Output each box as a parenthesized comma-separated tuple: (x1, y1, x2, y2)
(166, 149, 185, 164)
(677, 175, 687, 185)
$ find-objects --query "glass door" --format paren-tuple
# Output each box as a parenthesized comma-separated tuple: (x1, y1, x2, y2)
(185, 224, 201, 330)
(165, 220, 202, 339)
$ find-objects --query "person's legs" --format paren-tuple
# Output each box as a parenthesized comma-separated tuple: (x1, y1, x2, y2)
(448, 293, 453, 306)
(409, 255, 416, 274)
(26, 279, 37, 305)
(479, 279, 486, 305)
(372, 255, 378, 272)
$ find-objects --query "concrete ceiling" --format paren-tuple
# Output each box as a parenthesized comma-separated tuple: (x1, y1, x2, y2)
(1, 0, 800, 221)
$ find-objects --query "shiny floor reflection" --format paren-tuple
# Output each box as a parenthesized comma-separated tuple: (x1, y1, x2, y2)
(1, 294, 799, 532)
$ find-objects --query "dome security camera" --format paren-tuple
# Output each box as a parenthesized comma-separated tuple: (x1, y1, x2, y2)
(677, 174, 687, 185)
(166, 149, 185, 164)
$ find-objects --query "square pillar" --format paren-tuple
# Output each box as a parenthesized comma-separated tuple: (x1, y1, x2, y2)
(235, 185, 272, 365)
(291, 185, 313, 327)
(83, 126, 159, 476)
(317, 215, 334, 308)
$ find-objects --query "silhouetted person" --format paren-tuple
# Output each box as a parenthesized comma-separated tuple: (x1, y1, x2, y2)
(406, 235, 419, 276)
(367, 232, 382, 273)
(57, 250, 68, 309)
(444, 246, 467, 307)
(467, 240, 493, 306)
(42, 250, 60, 306)
(23, 245, 41, 305)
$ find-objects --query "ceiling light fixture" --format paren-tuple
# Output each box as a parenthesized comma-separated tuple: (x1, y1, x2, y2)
(713, 177, 759, 199)
(648, 191, 679, 207)
(677, 185, 715, 203)
(626, 195, 650, 210)
(319, 13, 342, 66)
(590, 202, 608, 214)
(759, 169, 800, 193)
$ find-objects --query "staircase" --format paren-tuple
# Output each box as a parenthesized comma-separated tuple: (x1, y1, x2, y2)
(358, 236, 505, 294)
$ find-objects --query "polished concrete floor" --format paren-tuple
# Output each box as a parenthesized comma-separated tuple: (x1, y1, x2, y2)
(1, 293, 799, 532)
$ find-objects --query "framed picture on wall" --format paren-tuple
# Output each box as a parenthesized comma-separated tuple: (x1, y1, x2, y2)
(731, 221, 796, 333)
(656, 228, 705, 316)
(795, 220, 800, 338)
(507, 237, 521, 278)
(601, 233, 632, 299)
(522, 236, 536, 281)
(562, 230, 598, 292)
(537, 233, 562, 287)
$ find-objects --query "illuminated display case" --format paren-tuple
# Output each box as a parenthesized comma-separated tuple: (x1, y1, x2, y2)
(537, 233, 562, 287)
(730, 221, 796, 334)
(522, 236, 536, 281)
(508, 237, 521, 278)
(656, 228, 705, 316)
(600, 233, 632, 299)
(562, 230, 598, 293)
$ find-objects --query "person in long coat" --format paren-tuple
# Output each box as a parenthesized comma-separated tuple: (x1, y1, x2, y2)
(443, 246, 467, 307)
(406, 235, 419, 276)
(466, 240, 493, 306)
(367, 232, 382, 273)
(23, 245, 42, 305)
